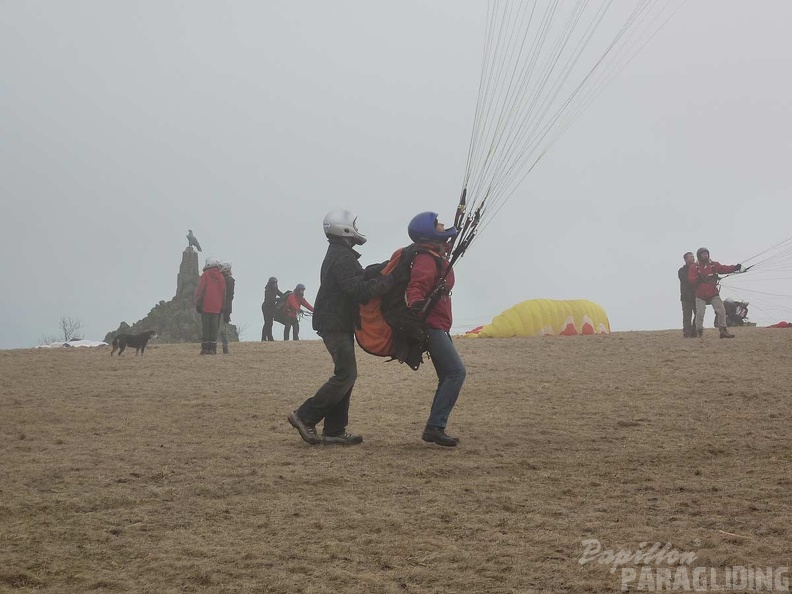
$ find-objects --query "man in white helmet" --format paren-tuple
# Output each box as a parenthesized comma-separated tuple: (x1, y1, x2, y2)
(287, 209, 406, 445)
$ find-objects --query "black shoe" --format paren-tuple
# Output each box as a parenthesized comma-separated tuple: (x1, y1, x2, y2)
(719, 328, 735, 339)
(322, 432, 363, 445)
(287, 411, 321, 445)
(421, 427, 459, 447)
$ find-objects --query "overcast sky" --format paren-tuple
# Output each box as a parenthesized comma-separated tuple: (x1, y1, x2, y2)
(2, 1, 791, 349)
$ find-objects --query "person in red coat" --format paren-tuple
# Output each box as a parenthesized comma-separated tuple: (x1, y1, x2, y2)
(687, 247, 741, 339)
(196, 258, 227, 354)
(283, 283, 314, 341)
(405, 211, 465, 447)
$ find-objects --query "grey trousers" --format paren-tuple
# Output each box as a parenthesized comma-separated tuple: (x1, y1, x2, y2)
(695, 296, 727, 330)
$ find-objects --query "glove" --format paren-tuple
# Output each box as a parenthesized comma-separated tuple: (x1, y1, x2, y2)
(223, 313, 231, 323)
(370, 273, 396, 296)
(410, 299, 428, 314)
(363, 261, 388, 280)
(735, 263, 742, 271)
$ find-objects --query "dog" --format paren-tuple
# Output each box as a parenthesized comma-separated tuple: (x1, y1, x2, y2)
(111, 330, 158, 356)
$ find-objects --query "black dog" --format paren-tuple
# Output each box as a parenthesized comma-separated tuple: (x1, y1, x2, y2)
(111, 330, 158, 356)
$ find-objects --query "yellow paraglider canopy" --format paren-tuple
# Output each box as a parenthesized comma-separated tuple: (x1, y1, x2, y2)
(464, 299, 610, 338)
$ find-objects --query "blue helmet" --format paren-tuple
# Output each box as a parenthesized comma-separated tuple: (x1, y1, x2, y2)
(407, 212, 458, 243)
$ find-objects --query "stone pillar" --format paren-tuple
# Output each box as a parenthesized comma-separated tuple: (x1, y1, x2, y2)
(176, 248, 200, 301)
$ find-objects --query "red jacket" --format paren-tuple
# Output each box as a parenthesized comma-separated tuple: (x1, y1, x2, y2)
(406, 247, 454, 331)
(688, 260, 739, 301)
(285, 293, 314, 319)
(196, 268, 226, 314)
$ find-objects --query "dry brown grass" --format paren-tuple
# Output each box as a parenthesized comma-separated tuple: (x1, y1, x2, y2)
(1, 328, 790, 593)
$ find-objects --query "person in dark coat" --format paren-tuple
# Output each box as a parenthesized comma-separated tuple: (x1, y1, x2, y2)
(678, 252, 696, 338)
(261, 277, 283, 341)
(219, 262, 235, 354)
(196, 258, 226, 354)
(287, 209, 403, 446)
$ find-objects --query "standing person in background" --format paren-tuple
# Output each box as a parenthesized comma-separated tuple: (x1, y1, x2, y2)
(261, 277, 282, 341)
(219, 262, 235, 354)
(196, 258, 226, 354)
(283, 283, 314, 341)
(688, 247, 741, 339)
(678, 252, 696, 338)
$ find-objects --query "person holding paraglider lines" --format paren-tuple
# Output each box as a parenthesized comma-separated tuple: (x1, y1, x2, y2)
(405, 212, 467, 447)
(688, 248, 741, 339)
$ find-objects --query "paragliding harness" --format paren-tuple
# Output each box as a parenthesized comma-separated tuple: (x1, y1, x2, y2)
(356, 245, 445, 370)
(356, 188, 480, 369)
(273, 290, 292, 325)
(693, 263, 723, 305)
(719, 300, 750, 327)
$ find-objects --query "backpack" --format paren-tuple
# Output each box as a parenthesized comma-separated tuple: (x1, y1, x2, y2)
(274, 290, 292, 325)
(355, 245, 443, 370)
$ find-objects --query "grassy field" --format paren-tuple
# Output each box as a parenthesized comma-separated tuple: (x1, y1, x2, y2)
(1, 328, 790, 593)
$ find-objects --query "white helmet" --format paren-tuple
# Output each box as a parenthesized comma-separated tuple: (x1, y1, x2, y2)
(322, 209, 367, 245)
(204, 257, 222, 270)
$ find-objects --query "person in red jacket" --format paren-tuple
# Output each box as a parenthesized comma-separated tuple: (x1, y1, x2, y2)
(283, 283, 314, 341)
(405, 211, 466, 447)
(196, 257, 227, 354)
(687, 247, 741, 339)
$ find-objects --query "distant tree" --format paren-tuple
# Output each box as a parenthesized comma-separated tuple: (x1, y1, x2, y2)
(40, 316, 84, 345)
(234, 322, 248, 340)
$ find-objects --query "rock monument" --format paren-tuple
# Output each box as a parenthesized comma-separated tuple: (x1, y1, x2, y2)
(104, 247, 239, 344)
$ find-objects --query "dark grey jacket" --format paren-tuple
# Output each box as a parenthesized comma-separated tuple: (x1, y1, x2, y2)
(678, 265, 695, 302)
(312, 238, 394, 334)
(222, 274, 235, 315)
(263, 283, 283, 316)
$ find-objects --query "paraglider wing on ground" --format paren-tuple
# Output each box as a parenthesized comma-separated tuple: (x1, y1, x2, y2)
(462, 299, 610, 338)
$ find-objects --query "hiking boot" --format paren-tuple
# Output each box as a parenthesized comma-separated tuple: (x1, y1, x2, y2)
(287, 411, 321, 445)
(322, 432, 363, 445)
(719, 327, 735, 339)
(697, 328, 704, 338)
(421, 426, 459, 447)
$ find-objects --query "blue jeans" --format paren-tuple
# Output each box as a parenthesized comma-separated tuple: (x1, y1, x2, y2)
(426, 329, 466, 429)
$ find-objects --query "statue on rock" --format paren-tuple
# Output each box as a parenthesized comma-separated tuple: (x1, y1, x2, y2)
(187, 229, 202, 252)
